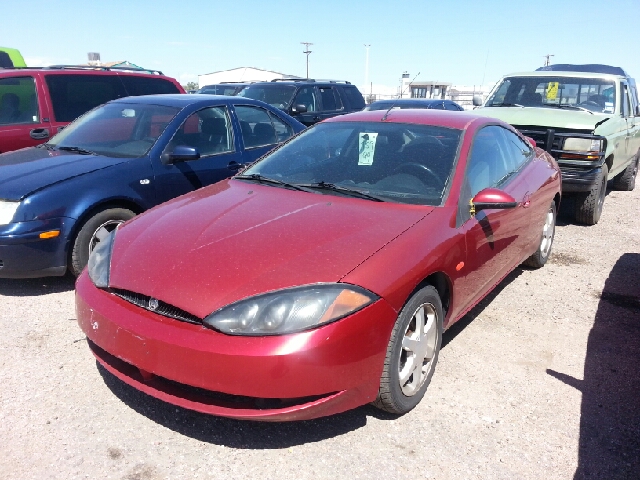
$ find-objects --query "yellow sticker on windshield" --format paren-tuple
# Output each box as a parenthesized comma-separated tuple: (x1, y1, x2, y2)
(358, 132, 378, 166)
(546, 82, 559, 100)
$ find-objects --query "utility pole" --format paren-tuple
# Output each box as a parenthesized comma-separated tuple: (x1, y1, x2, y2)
(364, 44, 370, 98)
(301, 42, 313, 78)
(544, 54, 554, 67)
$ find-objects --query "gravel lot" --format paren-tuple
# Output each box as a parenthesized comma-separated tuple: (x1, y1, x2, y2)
(1, 185, 638, 480)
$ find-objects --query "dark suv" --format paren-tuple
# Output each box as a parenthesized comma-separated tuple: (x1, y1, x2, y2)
(0, 65, 184, 153)
(237, 79, 365, 125)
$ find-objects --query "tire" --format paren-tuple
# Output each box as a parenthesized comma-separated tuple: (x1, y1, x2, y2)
(523, 201, 556, 268)
(373, 285, 443, 415)
(574, 163, 608, 225)
(70, 208, 135, 277)
(612, 155, 638, 191)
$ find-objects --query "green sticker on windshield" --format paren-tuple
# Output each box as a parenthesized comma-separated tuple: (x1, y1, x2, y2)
(546, 82, 559, 100)
(358, 132, 378, 166)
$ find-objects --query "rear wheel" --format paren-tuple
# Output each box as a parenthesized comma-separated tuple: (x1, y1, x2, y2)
(70, 208, 135, 276)
(574, 164, 608, 225)
(523, 201, 556, 268)
(612, 155, 638, 191)
(373, 285, 443, 414)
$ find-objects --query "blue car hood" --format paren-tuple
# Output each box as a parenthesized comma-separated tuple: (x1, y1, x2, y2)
(0, 147, 131, 200)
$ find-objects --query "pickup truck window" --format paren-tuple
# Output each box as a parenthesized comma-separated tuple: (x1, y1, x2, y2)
(486, 76, 617, 114)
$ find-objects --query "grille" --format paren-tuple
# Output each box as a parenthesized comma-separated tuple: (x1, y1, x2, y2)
(111, 288, 202, 324)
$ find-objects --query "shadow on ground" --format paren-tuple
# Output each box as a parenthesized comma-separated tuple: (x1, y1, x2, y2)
(547, 252, 640, 479)
(0, 273, 76, 297)
(98, 363, 397, 448)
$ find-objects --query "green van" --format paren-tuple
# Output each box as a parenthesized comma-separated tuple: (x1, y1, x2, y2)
(0, 47, 27, 68)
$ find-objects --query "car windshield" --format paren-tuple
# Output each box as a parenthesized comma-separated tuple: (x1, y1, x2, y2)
(485, 76, 616, 113)
(47, 103, 181, 157)
(237, 84, 297, 109)
(241, 121, 462, 206)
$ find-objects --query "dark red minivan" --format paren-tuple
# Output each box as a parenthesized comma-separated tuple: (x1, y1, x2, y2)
(0, 66, 184, 153)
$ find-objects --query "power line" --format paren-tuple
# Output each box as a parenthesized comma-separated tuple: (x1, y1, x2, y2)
(301, 42, 313, 78)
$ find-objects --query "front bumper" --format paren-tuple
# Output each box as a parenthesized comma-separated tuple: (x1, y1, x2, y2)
(0, 217, 72, 278)
(559, 165, 604, 192)
(75, 273, 398, 421)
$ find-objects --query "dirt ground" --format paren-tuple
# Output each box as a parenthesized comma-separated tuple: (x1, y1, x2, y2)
(1, 185, 638, 480)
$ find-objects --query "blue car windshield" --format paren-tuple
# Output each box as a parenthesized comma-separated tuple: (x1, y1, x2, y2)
(48, 103, 181, 158)
(241, 121, 463, 206)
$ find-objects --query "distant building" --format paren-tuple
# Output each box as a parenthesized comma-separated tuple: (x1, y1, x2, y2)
(198, 67, 300, 88)
(449, 85, 494, 110)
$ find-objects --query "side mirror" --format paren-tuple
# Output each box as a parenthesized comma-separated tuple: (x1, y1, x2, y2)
(470, 188, 518, 216)
(290, 104, 308, 114)
(161, 145, 200, 165)
(525, 136, 536, 148)
(472, 94, 483, 107)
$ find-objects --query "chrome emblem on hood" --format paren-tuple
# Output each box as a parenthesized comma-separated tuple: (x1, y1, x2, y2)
(148, 298, 159, 311)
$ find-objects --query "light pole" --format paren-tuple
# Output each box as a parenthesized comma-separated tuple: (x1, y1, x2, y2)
(301, 42, 313, 78)
(544, 54, 554, 67)
(364, 44, 370, 98)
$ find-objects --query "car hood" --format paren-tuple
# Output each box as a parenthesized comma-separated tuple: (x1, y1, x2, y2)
(109, 180, 432, 318)
(0, 147, 130, 200)
(476, 106, 611, 131)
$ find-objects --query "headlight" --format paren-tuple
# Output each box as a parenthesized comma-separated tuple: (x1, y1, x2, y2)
(204, 284, 378, 335)
(87, 228, 117, 288)
(0, 201, 19, 225)
(563, 138, 602, 152)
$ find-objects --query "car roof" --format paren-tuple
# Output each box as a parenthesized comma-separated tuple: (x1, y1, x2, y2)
(323, 108, 490, 129)
(370, 99, 450, 105)
(0, 66, 170, 77)
(502, 70, 623, 80)
(110, 94, 247, 107)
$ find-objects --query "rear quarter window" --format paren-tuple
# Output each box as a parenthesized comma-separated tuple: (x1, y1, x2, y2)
(342, 86, 365, 110)
(119, 76, 181, 95)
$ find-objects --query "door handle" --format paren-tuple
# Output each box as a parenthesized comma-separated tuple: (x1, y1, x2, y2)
(30, 128, 50, 140)
(227, 161, 245, 171)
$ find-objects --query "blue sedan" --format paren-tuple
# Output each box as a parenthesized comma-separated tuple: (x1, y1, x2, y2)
(0, 94, 305, 278)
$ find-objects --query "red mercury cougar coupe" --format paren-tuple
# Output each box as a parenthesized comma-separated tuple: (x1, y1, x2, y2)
(76, 109, 561, 421)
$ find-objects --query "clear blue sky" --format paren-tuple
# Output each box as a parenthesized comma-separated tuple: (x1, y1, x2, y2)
(3, 0, 639, 91)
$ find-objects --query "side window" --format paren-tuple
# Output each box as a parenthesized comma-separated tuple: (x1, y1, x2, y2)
(269, 112, 294, 142)
(497, 127, 533, 173)
(119, 76, 181, 95)
(0, 76, 39, 125)
(342, 85, 365, 110)
(166, 106, 233, 157)
(293, 87, 317, 113)
(444, 102, 461, 111)
(235, 105, 278, 148)
(318, 86, 343, 111)
(45, 74, 124, 122)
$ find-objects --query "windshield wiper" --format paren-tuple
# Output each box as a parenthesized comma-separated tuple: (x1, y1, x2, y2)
(298, 181, 385, 202)
(544, 104, 594, 115)
(38, 143, 56, 151)
(234, 173, 313, 192)
(57, 146, 97, 155)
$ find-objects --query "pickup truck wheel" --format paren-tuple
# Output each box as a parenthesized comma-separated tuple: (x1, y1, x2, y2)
(523, 201, 556, 268)
(70, 208, 135, 277)
(612, 156, 638, 191)
(372, 285, 443, 415)
(574, 164, 608, 225)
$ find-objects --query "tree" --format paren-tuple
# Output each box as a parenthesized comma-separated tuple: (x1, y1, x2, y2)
(183, 81, 198, 92)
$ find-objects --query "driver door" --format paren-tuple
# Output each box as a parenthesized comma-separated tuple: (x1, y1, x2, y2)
(152, 106, 242, 204)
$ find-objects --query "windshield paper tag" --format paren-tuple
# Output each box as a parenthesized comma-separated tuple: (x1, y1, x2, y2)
(358, 132, 378, 166)
(546, 82, 559, 100)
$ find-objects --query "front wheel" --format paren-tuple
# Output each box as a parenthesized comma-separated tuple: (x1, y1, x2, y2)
(70, 208, 135, 276)
(574, 164, 608, 225)
(523, 201, 556, 268)
(373, 285, 443, 415)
